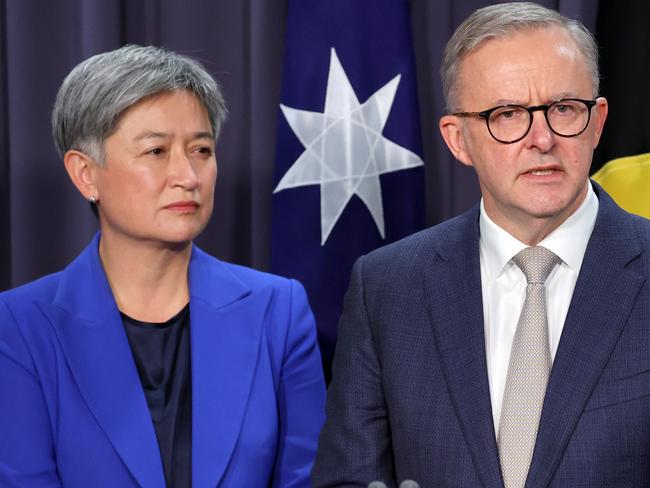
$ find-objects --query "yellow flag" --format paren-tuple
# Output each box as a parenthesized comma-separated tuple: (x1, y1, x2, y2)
(592, 153, 650, 219)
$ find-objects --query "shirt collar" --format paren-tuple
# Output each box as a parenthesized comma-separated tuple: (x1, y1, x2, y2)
(479, 181, 599, 282)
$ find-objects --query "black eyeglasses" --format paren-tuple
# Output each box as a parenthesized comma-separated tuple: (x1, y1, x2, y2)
(452, 98, 598, 144)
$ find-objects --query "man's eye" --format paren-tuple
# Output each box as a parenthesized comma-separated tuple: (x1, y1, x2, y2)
(146, 147, 164, 155)
(553, 104, 576, 115)
(493, 107, 523, 121)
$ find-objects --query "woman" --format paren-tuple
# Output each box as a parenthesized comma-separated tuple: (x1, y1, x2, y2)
(0, 45, 325, 487)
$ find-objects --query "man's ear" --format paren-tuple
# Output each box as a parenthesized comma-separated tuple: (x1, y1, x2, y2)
(439, 115, 474, 168)
(63, 150, 100, 201)
(591, 96, 609, 149)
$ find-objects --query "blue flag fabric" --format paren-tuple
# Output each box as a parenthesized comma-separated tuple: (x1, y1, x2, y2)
(271, 0, 425, 375)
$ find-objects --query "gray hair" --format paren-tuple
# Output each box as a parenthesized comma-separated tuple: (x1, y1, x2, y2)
(52, 44, 228, 163)
(441, 2, 600, 112)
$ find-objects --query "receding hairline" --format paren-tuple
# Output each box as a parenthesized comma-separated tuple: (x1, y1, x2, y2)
(451, 24, 596, 110)
(441, 1, 600, 113)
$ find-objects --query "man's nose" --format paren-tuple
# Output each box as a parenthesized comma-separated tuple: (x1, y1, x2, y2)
(525, 109, 555, 151)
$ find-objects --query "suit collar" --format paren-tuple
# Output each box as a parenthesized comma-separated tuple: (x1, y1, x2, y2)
(52, 233, 115, 320)
(45, 234, 266, 488)
(186, 244, 267, 487)
(51, 234, 252, 318)
(44, 233, 166, 488)
(423, 206, 505, 488)
(425, 184, 646, 488)
(188, 245, 250, 309)
(527, 182, 645, 487)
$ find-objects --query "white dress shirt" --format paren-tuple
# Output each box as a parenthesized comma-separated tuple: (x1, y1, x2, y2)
(479, 182, 599, 433)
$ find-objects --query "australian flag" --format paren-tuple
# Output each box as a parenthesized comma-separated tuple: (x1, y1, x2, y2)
(271, 0, 425, 378)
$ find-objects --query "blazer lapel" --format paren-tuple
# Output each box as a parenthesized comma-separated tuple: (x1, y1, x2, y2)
(423, 208, 504, 488)
(527, 188, 646, 487)
(40, 234, 165, 488)
(188, 247, 267, 487)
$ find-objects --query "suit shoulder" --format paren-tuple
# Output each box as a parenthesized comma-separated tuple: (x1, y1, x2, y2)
(220, 260, 295, 290)
(631, 212, 650, 238)
(0, 272, 62, 311)
(362, 209, 477, 266)
(193, 248, 296, 293)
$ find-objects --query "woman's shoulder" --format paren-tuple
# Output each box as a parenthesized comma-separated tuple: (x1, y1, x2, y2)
(0, 272, 63, 312)
(192, 247, 298, 292)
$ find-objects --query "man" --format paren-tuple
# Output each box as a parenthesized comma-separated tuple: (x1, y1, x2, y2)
(313, 3, 650, 487)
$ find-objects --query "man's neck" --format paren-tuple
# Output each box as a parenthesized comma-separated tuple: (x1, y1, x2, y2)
(483, 183, 590, 246)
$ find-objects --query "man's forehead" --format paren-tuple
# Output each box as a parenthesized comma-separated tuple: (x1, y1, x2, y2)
(456, 26, 591, 104)
(464, 25, 579, 63)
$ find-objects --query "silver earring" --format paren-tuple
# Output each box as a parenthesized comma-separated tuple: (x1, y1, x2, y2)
(89, 196, 97, 204)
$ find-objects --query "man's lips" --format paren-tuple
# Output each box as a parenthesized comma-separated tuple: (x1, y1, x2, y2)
(164, 201, 199, 210)
(521, 165, 563, 177)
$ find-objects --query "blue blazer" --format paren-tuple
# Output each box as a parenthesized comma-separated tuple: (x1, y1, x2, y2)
(0, 234, 326, 487)
(313, 183, 650, 487)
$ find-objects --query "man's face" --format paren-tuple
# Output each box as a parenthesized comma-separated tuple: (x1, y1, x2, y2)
(440, 26, 608, 243)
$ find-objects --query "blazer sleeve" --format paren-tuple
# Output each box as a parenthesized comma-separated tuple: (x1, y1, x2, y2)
(0, 299, 63, 488)
(272, 279, 327, 488)
(312, 257, 396, 487)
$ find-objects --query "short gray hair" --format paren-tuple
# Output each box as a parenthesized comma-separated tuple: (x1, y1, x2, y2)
(52, 44, 228, 162)
(441, 2, 600, 112)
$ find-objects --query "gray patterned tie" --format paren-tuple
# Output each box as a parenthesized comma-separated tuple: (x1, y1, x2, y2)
(498, 246, 561, 488)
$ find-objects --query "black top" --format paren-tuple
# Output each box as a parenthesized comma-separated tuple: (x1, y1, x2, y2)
(122, 304, 192, 488)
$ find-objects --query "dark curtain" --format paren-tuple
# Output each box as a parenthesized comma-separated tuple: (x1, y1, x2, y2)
(1, 0, 598, 291)
(592, 0, 650, 171)
(0, 0, 10, 290)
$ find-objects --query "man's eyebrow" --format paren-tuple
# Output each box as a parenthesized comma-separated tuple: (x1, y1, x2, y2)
(490, 93, 579, 106)
(549, 92, 575, 102)
(491, 99, 527, 106)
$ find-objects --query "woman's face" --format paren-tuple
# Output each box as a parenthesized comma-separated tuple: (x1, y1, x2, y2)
(93, 90, 217, 247)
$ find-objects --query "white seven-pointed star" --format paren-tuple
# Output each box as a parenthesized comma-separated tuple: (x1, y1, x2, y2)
(274, 48, 424, 245)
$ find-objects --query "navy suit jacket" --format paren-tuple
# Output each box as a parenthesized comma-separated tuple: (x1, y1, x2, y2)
(313, 184, 650, 487)
(0, 234, 326, 487)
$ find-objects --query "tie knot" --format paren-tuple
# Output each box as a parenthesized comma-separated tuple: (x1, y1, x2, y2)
(512, 246, 560, 284)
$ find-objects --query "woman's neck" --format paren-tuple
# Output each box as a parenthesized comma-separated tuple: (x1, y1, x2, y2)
(98, 233, 192, 323)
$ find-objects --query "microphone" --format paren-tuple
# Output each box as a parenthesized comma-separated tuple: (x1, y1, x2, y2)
(367, 480, 419, 488)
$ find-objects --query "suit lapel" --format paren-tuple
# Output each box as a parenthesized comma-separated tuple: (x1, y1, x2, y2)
(423, 208, 504, 488)
(527, 187, 646, 487)
(188, 248, 267, 487)
(42, 234, 165, 488)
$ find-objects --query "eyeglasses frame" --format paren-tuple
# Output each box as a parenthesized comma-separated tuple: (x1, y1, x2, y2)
(452, 98, 599, 144)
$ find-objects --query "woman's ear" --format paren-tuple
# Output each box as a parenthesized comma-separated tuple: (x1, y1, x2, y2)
(63, 150, 100, 201)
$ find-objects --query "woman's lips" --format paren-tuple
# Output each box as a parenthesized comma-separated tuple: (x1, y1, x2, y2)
(164, 201, 199, 211)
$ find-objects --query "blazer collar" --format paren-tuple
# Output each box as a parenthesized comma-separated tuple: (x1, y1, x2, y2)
(527, 182, 646, 487)
(185, 245, 269, 487)
(424, 184, 646, 488)
(45, 234, 266, 488)
(51, 233, 252, 317)
(187, 245, 251, 309)
(45, 233, 166, 488)
(423, 206, 505, 488)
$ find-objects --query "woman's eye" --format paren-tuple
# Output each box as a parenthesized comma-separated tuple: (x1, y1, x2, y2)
(193, 146, 213, 156)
